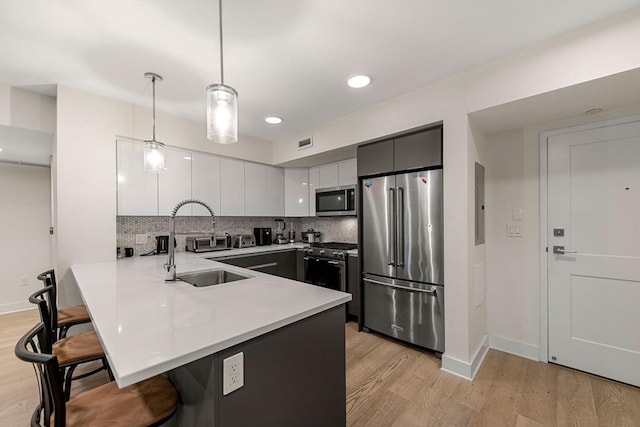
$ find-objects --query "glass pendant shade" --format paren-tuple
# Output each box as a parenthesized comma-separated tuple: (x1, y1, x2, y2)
(144, 140, 165, 172)
(206, 84, 238, 144)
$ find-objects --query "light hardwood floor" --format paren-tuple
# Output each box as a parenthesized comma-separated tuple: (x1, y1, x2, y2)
(1, 310, 639, 426)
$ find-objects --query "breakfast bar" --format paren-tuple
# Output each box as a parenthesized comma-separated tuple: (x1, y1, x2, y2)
(71, 253, 351, 427)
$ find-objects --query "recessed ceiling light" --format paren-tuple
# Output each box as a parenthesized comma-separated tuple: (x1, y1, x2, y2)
(0, 148, 3, 152)
(347, 75, 371, 88)
(183, 156, 192, 160)
(265, 116, 283, 124)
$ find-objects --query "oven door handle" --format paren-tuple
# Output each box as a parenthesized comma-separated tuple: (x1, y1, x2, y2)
(363, 278, 437, 295)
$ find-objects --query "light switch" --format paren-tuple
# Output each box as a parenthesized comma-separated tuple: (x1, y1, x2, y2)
(506, 223, 522, 237)
(512, 208, 524, 221)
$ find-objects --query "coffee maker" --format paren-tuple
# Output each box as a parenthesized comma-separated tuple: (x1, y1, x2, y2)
(273, 218, 288, 244)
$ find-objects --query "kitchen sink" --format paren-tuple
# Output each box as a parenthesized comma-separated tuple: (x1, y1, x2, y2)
(177, 269, 251, 287)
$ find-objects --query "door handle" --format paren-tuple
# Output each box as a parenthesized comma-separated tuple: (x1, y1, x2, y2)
(388, 188, 396, 266)
(553, 246, 578, 255)
(396, 186, 404, 267)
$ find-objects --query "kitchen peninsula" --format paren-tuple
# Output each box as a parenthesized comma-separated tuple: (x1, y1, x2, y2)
(71, 252, 351, 427)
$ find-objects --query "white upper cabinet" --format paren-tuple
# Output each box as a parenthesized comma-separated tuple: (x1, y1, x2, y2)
(308, 167, 319, 216)
(116, 140, 158, 216)
(192, 152, 221, 216)
(284, 168, 309, 217)
(158, 147, 193, 216)
(338, 158, 357, 186)
(244, 162, 266, 216)
(318, 163, 339, 188)
(220, 158, 245, 216)
(265, 166, 285, 217)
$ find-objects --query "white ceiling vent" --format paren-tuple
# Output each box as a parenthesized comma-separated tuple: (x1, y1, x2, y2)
(297, 137, 313, 150)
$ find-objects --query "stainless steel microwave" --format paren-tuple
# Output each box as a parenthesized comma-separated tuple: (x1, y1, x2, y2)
(315, 185, 357, 216)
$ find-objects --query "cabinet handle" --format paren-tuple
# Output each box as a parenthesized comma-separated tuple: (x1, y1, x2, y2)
(247, 262, 278, 270)
(363, 278, 436, 295)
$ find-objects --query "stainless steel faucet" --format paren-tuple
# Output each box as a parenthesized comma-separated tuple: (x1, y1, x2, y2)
(164, 199, 216, 281)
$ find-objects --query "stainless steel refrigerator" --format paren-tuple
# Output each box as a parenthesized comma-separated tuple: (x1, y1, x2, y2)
(361, 169, 444, 352)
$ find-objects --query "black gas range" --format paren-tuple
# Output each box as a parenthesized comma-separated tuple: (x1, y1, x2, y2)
(302, 242, 357, 261)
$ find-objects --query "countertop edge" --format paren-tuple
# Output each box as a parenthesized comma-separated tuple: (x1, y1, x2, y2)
(113, 296, 350, 388)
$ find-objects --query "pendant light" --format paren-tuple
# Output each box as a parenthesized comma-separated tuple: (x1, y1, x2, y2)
(206, 0, 238, 144)
(143, 72, 165, 172)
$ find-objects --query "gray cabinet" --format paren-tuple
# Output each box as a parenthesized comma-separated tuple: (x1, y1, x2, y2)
(347, 255, 360, 319)
(357, 126, 442, 177)
(217, 250, 297, 280)
(296, 249, 305, 281)
(357, 139, 393, 177)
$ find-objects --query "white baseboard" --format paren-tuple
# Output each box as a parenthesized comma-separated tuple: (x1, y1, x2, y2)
(489, 334, 539, 361)
(441, 335, 489, 381)
(0, 301, 34, 314)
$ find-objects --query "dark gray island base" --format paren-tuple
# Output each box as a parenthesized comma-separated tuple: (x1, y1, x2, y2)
(167, 306, 346, 427)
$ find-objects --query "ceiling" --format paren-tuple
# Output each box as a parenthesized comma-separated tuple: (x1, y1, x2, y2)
(1, 0, 638, 145)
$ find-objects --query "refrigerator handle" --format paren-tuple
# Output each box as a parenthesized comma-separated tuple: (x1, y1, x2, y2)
(396, 186, 404, 267)
(388, 187, 396, 266)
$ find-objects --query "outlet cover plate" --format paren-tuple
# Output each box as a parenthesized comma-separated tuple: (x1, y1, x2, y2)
(223, 352, 244, 395)
(135, 234, 147, 245)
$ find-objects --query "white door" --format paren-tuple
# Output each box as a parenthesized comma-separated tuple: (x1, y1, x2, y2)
(548, 119, 640, 386)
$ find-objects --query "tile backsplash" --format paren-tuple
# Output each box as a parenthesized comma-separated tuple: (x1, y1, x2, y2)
(117, 216, 358, 256)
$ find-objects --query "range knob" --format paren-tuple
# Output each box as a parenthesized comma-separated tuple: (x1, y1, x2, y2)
(333, 251, 345, 259)
(319, 250, 325, 255)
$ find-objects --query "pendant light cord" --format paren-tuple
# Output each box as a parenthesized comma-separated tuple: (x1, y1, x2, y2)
(219, 0, 224, 84)
(151, 75, 157, 141)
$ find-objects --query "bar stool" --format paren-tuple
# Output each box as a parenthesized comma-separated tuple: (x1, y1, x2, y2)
(29, 285, 111, 400)
(16, 322, 179, 427)
(37, 270, 90, 339)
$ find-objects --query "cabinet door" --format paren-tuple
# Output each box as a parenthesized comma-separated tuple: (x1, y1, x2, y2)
(158, 147, 192, 216)
(276, 251, 297, 280)
(308, 167, 319, 216)
(357, 139, 393, 177)
(347, 255, 360, 318)
(191, 152, 221, 216)
(296, 250, 305, 281)
(284, 168, 309, 217)
(116, 140, 158, 215)
(318, 163, 339, 188)
(245, 162, 266, 216)
(393, 127, 442, 171)
(265, 166, 285, 217)
(220, 158, 245, 216)
(338, 158, 357, 186)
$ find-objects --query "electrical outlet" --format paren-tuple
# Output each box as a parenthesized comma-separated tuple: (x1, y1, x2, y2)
(135, 234, 147, 245)
(223, 352, 244, 395)
(20, 276, 28, 286)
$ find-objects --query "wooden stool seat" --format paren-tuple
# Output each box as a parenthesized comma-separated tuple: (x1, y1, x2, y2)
(52, 331, 104, 366)
(57, 305, 90, 328)
(61, 375, 179, 427)
(36, 270, 91, 339)
(16, 322, 179, 427)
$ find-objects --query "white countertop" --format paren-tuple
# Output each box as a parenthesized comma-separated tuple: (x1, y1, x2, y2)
(71, 252, 350, 388)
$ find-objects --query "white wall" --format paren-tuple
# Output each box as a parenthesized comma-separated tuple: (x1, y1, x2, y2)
(272, 9, 640, 166)
(467, 120, 488, 369)
(484, 104, 640, 360)
(0, 163, 52, 313)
